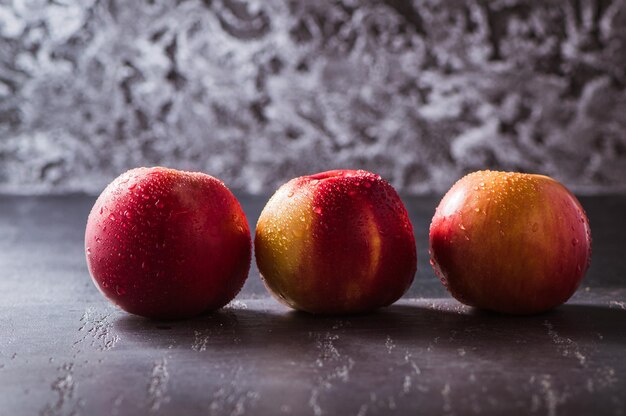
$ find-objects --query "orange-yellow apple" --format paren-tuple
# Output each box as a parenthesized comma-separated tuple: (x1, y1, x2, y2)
(429, 170, 592, 314)
(255, 170, 417, 314)
(85, 167, 251, 319)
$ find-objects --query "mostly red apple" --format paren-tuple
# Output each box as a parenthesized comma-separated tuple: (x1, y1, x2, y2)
(85, 167, 251, 319)
(429, 170, 592, 314)
(255, 170, 417, 314)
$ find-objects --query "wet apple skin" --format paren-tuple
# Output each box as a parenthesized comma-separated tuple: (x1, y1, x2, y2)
(429, 171, 592, 314)
(85, 167, 251, 319)
(255, 170, 417, 314)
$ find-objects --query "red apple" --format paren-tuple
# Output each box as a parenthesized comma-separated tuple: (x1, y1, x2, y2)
(429, 170, 592, 314)
(85, 167, 251, 319)
(255, 170, 417, 314)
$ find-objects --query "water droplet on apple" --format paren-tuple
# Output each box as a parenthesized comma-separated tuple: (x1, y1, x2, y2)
(474, 208, 480, 213)
(572, 238, 579, 246)
(313, 206, 323, 215)
(124, 210, 132, 218)
(311, 179, 320, 185)
(115, 285, 126, 296)
(99, 207, 104, 215)
(108, 213, 116, 221)
(86, 247, 91, 255)
(128, 183, 137, 190)
(155, 200, 165, 209)
(287, 191, 294, 198)
(459, 224, 466, 230)
(532, 223, 539, 232)
(363, 182, 371, 188)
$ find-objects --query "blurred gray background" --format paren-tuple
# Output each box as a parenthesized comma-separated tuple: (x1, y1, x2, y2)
(0, 0, 625, 195)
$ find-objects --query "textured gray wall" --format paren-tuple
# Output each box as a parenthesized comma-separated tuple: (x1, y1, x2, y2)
(1, 0, 625, 195)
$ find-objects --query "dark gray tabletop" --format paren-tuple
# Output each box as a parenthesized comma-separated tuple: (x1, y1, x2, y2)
(1, 194, 625, 416)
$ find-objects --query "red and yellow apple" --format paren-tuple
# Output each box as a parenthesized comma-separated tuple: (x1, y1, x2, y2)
(85, 167, 251, 319)
(429, 170, 592, 314)
(255, 170, 417, 314)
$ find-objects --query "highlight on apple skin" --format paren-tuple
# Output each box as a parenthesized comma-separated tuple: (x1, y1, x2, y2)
(85, 167, 251, 319)
(429, 170, 592, 315)
(255, 169, 417, 314)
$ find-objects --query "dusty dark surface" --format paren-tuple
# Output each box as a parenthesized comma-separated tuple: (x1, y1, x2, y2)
(1, 194, 625, 415)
